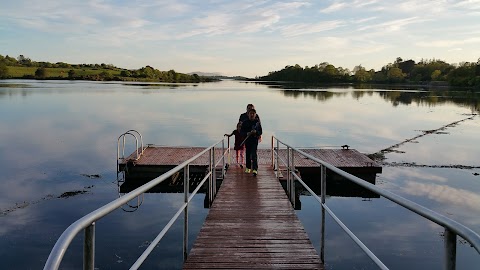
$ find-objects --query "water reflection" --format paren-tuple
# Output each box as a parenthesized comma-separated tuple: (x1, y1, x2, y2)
(278, 88, 480, 113)
(1, 79, 480, 269)
(296, 171, 380, 200)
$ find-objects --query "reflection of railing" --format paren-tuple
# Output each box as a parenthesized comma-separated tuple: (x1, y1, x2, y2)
(116, 171, 144, 212)
(116, 130, 146, 212)
(272, 136, 480, 270)
(44, 137, 229, 270)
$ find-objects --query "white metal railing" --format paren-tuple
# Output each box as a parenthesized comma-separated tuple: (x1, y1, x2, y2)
(117, 129, 145, 169)
(271, 136, 480, 270)
(44, 135, 230, 270)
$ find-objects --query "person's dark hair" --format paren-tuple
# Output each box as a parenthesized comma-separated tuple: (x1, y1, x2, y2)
(248, 108, 256, 114)
(247, 104, 254, 109)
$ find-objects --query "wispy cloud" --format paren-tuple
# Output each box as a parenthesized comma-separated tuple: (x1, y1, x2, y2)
(403, 182, 480, 212)
(321, 0, 379, 13)
(321, 2, 348, 13)
(1, 0, 480, 76)
(177, 1, 311, 38)
(416, 37, 480, 48)
(357, 16, 429, 32)
(279, 21, 345, 37)
(453, 0, 480, 10)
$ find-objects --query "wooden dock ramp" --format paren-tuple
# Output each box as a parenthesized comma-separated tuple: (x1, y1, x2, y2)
(183, 165, 323, 270)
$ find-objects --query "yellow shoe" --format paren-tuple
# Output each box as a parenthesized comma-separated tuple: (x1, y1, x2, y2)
(252, 170, 258, 176)
(245, 168, 251, 173)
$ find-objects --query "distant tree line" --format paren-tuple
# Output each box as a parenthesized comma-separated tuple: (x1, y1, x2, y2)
(0, 54, 217, 83)
(260, 57, 480, 88)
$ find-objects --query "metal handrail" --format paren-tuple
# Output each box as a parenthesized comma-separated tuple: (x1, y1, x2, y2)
(44, 138, 228, 270)
(117, 130, 145, 164)
(272, 135, 480, 270)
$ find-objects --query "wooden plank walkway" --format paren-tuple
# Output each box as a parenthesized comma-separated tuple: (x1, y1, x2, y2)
(183, 165, 323, 270)
(120, 146, 381, 173)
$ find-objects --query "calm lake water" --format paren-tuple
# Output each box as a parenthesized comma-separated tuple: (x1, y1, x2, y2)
(1, 79, 479, 269)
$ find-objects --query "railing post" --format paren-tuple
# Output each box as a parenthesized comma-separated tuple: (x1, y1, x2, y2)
(320, 164, 326, 263)
(271, 136, 274, 168)
(212, 147, 216, 199)
(209, 148, 213, 206)
(444, 228, 457, 270)
(321, 206, 325, 263)
(276, 140, 279, 179)
(290, 148, 295, 207)
(321, 165, 326, 203)
(222, 139, 225, 178)
(286, 146, 290, 199)
(122, 135, 126, 158)
(183, 165, 189, 262)
(84, 222, 95, 270)
(135, 134, 139, 159)
(227, 136, 231, 165)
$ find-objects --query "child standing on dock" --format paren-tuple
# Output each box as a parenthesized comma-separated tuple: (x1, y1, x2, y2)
(241, 108, 262, 176)
(225, 122, 246, 168)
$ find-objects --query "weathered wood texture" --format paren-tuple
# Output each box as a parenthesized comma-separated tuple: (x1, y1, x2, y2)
(121, 146, 380, 171)
(183, 165, 323, 269)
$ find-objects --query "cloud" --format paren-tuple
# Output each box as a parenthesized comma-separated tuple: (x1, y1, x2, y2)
(357, 16, 428, 32)
(382, 168, 448, 183)
(403, 182, 480, 212)
(453, 0, 480, 10)
(320, 0, 378, 13)
(176, 1, 311, 38)
(279, 21, 345, 37)
(320, 2, 348, 13)
(416, 37, 480, 48)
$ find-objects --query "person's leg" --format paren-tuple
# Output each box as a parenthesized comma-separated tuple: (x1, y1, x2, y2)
(239, 148, 245, 168)
(252, 143, 258, 175)
(235, 150, 240, 165)
(245, 144, 252, 172)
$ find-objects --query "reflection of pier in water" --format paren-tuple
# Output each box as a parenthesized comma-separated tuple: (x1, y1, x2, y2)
(118, 148, 382, 209)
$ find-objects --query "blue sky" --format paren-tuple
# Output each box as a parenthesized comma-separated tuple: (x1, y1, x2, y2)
(1, 0, 479, 77)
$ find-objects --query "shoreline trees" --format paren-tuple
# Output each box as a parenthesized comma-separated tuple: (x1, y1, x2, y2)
(260, 57, 480, 88)
(0, 54, 217, 83)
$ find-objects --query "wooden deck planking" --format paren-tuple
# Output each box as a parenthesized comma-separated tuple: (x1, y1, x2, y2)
(183, 165, 323, 270)
(121, 146, 380, 170)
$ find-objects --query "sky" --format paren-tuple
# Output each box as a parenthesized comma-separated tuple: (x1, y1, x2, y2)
(1, 0, 479, 78)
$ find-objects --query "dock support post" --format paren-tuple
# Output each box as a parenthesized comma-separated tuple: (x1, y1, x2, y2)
(183, 165, 189, 262)
(84, 222, 95, 270)
(444, 228, 456, 270)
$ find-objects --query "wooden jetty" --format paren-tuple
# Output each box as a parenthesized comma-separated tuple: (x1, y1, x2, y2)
(116, 145, 381, 268)
(117, 146, 382, 199)
(183, 165, 323, 269)
(118, 146, 381, 176)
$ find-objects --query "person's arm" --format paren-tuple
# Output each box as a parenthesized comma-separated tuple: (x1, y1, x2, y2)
(239, 113, 245, 122)
(240, 121, 249, 137)
(255, 121, 262, 136)
(224, 130, 234, 137)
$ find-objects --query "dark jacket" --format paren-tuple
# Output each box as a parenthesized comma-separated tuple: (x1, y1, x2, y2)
(240, 118, 262, 145)
(239, 112, 260, 123)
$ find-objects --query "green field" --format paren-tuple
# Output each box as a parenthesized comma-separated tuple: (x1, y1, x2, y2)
(6, 66, 122, 78)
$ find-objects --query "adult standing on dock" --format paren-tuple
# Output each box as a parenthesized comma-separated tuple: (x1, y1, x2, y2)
(239, 103, 262, 143)
(241, 108, 262, 176)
